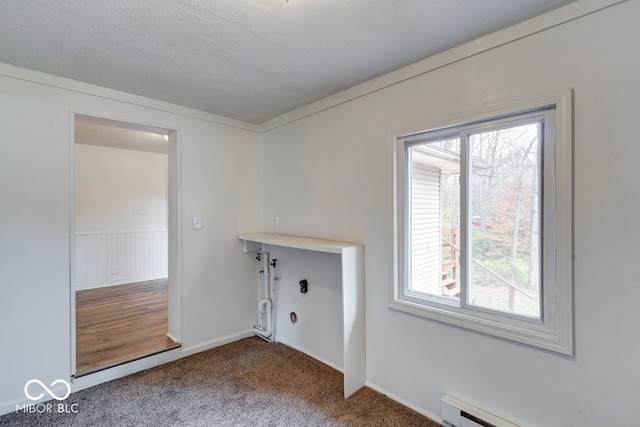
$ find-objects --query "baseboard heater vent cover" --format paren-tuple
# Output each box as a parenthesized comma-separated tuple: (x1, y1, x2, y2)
(441, 395, 518, 427)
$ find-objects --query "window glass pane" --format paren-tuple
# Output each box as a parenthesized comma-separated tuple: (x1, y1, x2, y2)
(468, 123, 541, 318)
(409, 138, 460, 300)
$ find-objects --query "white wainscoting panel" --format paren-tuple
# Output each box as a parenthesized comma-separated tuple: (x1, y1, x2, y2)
(75, 230, 168, 290)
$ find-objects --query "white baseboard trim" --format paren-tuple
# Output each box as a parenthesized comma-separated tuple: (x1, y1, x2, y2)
(364, 380, 442, 424)
(275, 337, 343, 374)
(71, 347, 182, 392)
(75, 274, 168, 291)
(180, 330, 254, 357)
(166, 332, 179, 344)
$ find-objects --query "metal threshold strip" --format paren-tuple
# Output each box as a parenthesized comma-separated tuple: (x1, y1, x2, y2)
(73, 343, 181, 379)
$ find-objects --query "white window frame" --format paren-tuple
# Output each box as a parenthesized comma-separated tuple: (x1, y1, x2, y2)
(392, 90, 573, 355)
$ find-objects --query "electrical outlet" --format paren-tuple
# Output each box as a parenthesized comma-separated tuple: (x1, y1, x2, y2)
(272, 217, 278, 228)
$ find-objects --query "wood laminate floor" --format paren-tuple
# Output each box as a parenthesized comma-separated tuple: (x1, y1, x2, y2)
(76, 278, 180, 375)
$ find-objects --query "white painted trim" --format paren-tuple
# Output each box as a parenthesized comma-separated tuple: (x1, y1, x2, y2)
(180, 330, 254, 357)
(258, 0, 625, 133)
(554, 89, 575, 357)
(74, 230, 169, 287)
(364, 380, 442, 424)
(341, 245, 366, 398)
(75, 229, 168, 236)
(391, 89, 574, 355)
(168, 129, 183, 345)
(68, 111, 77, 383)
(71, 347, 182, 393)
(0, 63, 258, 132)
(69, 112, 183, 378)
(75, 274, 169, 291)
(238, 232, 361, 254)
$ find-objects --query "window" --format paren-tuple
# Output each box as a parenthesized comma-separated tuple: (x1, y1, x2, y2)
(392, 90, 573, 355)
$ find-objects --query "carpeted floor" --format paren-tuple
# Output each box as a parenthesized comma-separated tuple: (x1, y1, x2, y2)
(1, 337, 438, 426)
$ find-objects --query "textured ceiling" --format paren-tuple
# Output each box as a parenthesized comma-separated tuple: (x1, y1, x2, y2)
(0, 0, 576, 124)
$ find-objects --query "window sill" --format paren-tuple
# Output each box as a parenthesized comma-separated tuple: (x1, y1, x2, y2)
(389, 296, 573, 356)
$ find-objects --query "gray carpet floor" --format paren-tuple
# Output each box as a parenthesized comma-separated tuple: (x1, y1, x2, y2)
(0, 337, 438, 426)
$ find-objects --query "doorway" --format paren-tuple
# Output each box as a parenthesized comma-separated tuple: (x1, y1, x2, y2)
(71, 114, 181, 376)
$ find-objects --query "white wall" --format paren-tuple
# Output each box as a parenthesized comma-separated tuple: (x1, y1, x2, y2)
(1, 1, 637, 424)
(75, 144, 169, 288)
(259, 2, 640, 425)
(75, 144, 168, 233)
(267, 246, 344, 371)
(74, 230, 168, 288)
(0, 65, 260, 412)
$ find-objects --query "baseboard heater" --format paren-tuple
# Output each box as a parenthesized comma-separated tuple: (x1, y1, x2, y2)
(441, 395, 518, 427)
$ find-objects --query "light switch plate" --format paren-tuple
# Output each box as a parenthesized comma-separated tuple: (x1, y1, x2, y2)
(193, 216, 202, 230)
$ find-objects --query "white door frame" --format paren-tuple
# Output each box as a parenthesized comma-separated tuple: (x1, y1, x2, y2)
(69, 111, 182, 377)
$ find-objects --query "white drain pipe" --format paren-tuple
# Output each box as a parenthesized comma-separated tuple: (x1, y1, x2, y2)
(253, 252, 274, 341)
(256, 298, 272, 337)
